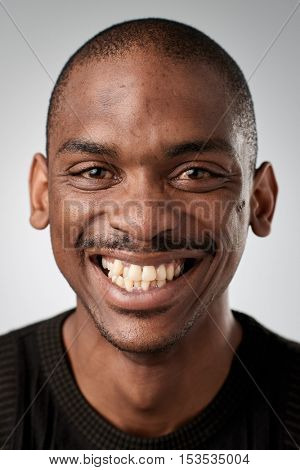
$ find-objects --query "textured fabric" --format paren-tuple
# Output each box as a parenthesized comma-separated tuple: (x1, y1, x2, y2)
(0, 308, 299, 450)
(0, 333, 17, 449)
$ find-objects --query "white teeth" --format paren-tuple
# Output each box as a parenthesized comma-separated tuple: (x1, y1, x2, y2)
(141, 280, 150, 291)
(102, 256, 186, 292)
(112, 259, 123, 276)
(124, 278, 134, 292)
(142, 266, 156, 282)
(156, 264, 167, 281)
(128, 264, 142, 281)
(174, 265, 181, 277)
(116, 276, 124, 288)
(107, 262, 113, 271)
(123, 266, 129, 279)
(166, 263, 175, 281)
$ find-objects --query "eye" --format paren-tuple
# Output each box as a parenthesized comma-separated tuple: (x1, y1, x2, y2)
(177, 167, 213, 180)
(169, 163, 230, 193)
(80, 166, 114, 179)
(67, 162, 121, 191)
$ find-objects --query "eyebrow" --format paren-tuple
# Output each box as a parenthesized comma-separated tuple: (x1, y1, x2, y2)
(57, 137, 235, 160)
(57, 139, 119, 159)
(165, 139, 236, 158)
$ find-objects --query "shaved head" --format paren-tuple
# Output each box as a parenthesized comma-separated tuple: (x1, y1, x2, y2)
(46, 18, 257, 171)
(29, 17, 279, 360)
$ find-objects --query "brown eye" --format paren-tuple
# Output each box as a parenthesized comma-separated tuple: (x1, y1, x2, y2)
(178, 168, 212, 180)
(169, 163, 230, 193)
(81, 167, 113, 179)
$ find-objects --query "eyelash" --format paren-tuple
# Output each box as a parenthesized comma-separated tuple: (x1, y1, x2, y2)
(67, 163, 230, 194)
(71, 165, 117, 179)
(81, 167, 113, 178)
(73, 165, 223, 177)
(171, 164, 227, 179)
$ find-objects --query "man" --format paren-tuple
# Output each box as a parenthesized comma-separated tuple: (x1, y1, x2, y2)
(0, 18, 299, 450)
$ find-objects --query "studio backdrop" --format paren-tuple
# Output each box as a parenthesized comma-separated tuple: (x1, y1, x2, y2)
(0, 0, 299, 339)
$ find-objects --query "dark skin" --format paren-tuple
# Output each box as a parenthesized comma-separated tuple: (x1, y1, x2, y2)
(29, 50, 278, 437)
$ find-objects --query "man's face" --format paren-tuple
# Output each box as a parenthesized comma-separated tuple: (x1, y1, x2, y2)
(46, 52, 252, 353)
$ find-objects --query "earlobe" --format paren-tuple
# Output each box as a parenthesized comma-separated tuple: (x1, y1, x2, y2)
(29, 153, 49, 229)
(250, 162, 278, 237)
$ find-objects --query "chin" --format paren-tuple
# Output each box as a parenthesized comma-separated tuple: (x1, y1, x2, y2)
(87, 302, 203, 355)
(97, 327, 187, 354)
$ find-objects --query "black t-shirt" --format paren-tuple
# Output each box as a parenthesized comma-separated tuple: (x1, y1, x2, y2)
(0, 308, 299, 450)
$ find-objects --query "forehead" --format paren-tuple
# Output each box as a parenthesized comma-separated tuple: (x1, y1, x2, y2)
(51, 53, 232, 157)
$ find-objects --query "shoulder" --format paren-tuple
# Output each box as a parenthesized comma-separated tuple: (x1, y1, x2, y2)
(0, 321, 39, 449)
(0, 313, 66, 369)
(233, 309, 300, 360)
(280, 337, 300, 448)
(0, 309, 74, 449)
(233, 310, 300, 449)
(0, 308, 74, 352)
(0, 328, 18, 449)
(234, 310, 300, 384)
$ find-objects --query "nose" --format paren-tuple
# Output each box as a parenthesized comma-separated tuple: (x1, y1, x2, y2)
(107, 185, 180, 244)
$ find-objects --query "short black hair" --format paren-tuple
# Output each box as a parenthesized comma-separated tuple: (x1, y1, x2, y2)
(46, 17, 257, 170)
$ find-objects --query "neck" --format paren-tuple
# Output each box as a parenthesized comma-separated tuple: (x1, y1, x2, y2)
(63, 292, 242, 437)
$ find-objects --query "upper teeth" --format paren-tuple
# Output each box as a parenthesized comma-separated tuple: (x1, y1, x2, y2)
(101, 257, 183, 291)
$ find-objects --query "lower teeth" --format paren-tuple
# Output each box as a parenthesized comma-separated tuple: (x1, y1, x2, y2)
(111, 277, 173, 291)
(101, 259, 184, 292)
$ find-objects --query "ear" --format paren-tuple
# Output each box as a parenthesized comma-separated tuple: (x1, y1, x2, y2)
(250, 162, 278, 237)
(29, 153, 49, 229)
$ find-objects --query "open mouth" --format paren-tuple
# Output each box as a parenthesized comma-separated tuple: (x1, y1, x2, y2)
(90, 255, 197, 292)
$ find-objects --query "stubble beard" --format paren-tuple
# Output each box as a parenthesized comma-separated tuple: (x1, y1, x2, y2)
(84, 299, 207, 355)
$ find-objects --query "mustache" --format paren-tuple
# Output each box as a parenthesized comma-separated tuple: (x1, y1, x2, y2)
(75, 231, 217, 256)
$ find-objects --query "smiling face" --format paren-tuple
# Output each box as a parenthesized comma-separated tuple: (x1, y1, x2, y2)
(29, 50, 277, 353)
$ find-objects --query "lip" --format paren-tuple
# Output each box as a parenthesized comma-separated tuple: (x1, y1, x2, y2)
(85, 248, 206, 266)
(86, 251, 209, 311)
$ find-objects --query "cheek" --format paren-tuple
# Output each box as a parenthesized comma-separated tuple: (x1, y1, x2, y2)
(48, 192, 92, 274)
(221, 199, 249, 253)
(49, 187, 108, 245)
(205, 200, 250, 301)
(50, 198, 83, 249)
(186, 197, 248, 249)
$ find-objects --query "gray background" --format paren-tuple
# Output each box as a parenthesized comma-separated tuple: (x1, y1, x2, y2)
(0, 0, 299, 339)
